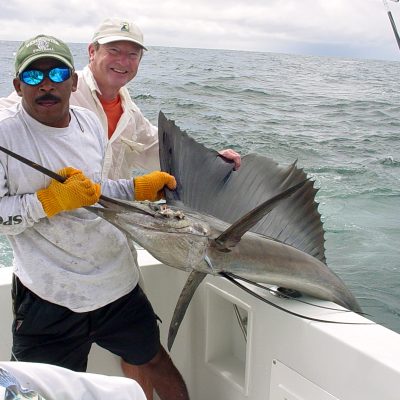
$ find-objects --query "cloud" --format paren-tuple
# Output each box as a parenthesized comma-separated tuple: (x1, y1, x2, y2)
(0, 0, 399, 60)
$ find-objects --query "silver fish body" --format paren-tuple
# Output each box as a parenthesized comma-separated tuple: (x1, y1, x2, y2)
(91, 200, 361, 314)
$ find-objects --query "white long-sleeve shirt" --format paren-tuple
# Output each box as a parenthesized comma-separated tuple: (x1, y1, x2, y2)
(71, 66, 160, 179)
(0, 103, 139, 312)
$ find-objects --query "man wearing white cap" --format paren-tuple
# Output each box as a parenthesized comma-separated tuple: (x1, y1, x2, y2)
(71, 18, 241, 181)
(70, 18, 239, 399)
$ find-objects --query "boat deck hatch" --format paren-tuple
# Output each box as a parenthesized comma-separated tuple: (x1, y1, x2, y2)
(270, 359, 339, 400)
(204, 283, 252, 395)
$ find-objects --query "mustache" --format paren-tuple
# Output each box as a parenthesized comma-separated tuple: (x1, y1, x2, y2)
(35, 93, 61, 103)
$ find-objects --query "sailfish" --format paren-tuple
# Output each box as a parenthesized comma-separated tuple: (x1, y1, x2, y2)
(92, 112, 362, 349)
(0, 112, 362, 350)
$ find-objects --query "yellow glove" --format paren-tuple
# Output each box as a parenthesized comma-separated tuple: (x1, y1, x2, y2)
(37, 167, 101, 217)
(134, 171, 177, 201)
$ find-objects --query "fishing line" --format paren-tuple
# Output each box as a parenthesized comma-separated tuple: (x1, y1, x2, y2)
(219, 272, 374, 325)
(0, 327, 19, 362)
(226, 271, 370, 317)
(233, 304, 247, 342)
(10, 350, 19, 362)
(225, 271, 370, 316)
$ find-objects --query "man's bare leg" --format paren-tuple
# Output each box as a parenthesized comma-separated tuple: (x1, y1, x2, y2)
(128, 346, 189, 400)
(121, 359, 154, 400)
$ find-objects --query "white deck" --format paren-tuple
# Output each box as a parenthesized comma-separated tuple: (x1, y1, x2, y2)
(1, 250, 400, 399)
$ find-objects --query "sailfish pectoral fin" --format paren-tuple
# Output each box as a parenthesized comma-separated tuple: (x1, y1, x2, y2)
(168, 271, 207, 351)
(214, 179, 308, 249)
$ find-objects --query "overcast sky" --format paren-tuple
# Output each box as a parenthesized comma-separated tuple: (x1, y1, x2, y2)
(1, 0, 400, 61)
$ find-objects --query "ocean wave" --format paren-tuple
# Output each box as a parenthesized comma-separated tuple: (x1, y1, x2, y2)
(133, 94, 156, 100)
(309, 166, 367, 176)
(380, 156, 400, 166)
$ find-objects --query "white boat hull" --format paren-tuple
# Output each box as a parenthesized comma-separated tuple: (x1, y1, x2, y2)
(0, 250, 399, 399)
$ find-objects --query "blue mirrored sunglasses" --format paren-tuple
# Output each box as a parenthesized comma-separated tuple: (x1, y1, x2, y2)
(19, 67, 72, 86)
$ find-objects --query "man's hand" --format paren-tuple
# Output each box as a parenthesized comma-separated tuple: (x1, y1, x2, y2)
(134, 171, 177, 201)
(218, 149, 241, 170)
(37, 167, 101, 217)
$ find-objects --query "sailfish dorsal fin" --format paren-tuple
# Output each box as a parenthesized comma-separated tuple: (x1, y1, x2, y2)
(158, 111, 326, 263)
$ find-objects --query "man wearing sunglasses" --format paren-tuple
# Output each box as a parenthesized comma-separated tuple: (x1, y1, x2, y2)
(0, 34, 189, 400)
(14, 56, 75, 129)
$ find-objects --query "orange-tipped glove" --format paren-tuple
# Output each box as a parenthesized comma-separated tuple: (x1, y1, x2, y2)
(37, 167, 101, 217)
(134, 171, 177, 201)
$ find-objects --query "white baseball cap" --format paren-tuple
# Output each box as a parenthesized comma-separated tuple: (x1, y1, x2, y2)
(91, 18, 147, 50)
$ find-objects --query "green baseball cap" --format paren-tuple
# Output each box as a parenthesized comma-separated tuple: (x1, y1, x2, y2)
(15, 34, 74, 76)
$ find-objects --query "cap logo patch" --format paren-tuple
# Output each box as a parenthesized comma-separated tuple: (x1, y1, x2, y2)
(121, 22, 129, 32)
(26, 37, 59, 53)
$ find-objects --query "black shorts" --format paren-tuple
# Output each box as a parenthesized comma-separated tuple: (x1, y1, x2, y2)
(11, 275, 160, 372)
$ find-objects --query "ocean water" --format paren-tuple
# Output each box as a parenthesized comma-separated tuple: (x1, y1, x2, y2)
(0, 41, 399, 333)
